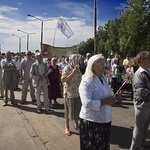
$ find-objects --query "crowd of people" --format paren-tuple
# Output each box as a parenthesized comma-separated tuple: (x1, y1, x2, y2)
(0, 50, 149, 150)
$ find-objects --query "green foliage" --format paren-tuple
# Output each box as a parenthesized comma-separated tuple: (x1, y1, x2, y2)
(78, 38, 94, 56)
(78, 0, 150, 57)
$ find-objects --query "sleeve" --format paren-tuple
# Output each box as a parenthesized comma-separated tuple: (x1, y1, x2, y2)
(30, 64, 40, 80)
(44, 63, 49, 76)
(133, 73, 150, 103)
(1, 59, 6, 68)
(61, 67, 68, 80)
(79, 79, 101, 111)
(20, 60, 24, 70)
(112, 65, 116, 75)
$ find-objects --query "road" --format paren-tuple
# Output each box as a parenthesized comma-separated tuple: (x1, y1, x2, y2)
(0, 87, 149, 150)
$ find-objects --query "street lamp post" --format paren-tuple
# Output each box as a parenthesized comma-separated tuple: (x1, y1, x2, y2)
(94, 0, 97, 54)
(12, 34, 25, 55)
(27, 14, 53, 47)
(0, 43, 3, 54)
(18, 29, 36, 50)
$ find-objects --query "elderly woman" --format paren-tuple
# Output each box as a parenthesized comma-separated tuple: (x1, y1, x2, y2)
(79, 54, 116, 150)
(130, 51, 150, 150)
(61, 54, 82, 136)
(48, 57, 62, 107)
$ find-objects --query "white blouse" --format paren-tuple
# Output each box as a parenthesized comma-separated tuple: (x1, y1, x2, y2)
(79, 76, 113, 123)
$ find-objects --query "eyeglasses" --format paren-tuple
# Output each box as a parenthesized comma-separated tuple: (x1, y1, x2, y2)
(95, 63, 105, 66)
(26, 54, 32, 56)
(142, 57, 150, 60)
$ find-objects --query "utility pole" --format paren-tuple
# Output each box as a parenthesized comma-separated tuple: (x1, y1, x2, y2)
(94, 0, 97, 54)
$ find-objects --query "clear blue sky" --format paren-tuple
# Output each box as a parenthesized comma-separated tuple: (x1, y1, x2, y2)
(0, 0, 126, 53)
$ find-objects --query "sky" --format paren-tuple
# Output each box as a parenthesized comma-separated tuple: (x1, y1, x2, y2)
(0, 0, 127, 53)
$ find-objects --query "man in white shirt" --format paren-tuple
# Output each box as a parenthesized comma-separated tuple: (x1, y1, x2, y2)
(20, 51, 36, 104)
(30, 52, 52, 113)
(1, 51, 17, 106)
(58, 57, 68, 71)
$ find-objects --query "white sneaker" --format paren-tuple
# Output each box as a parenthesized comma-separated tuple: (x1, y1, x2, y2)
(37, 109, 41, 113)
(46, 109, 53, 114)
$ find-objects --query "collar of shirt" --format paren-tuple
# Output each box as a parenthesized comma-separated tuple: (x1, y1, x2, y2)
(139, 66, 150, 75)
(36, 61, 43, 65)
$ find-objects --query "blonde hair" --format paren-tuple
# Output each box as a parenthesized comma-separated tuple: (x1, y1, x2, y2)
(82, 54, 105, 79)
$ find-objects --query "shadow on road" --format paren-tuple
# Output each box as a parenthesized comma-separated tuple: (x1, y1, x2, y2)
(111, 125, 150, 149)
(111, 125, 132, 149)
(15, 100, 65, 118)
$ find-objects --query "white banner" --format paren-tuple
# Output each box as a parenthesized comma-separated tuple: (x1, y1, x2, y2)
(57, 17, 74, 38)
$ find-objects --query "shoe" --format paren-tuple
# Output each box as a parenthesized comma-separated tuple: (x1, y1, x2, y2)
(46, 109, 53, 114)
(21, 100, 25, 104)
(3, 103, 7, 106)
(65, 128, 71, 136)
(74, 126, 80, 131)
(32, 99, 36, 102)
(11, 102, 18, 105)
(37, 109, 41, 113)
(50, 104, 54, 108)
(54, 101, 60, 105)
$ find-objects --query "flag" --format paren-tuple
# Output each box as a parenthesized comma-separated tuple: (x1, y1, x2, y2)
(57, 17, 74, 38)
(41, 43, 77, 57)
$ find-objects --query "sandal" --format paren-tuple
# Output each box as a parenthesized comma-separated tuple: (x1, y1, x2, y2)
(74, 126, 80, 131)
(65, 127, 71, 136)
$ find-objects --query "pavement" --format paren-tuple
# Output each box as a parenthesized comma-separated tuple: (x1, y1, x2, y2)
(0, 86, 150, 150)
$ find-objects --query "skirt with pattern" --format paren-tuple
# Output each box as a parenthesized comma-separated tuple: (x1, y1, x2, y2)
(79, 118, 111, 150)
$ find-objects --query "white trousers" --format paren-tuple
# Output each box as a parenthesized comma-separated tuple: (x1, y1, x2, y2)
(35, 79, 49, 111)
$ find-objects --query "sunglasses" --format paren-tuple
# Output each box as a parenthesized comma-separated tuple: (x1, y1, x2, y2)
(142, 57, 150, 60)
(27, 54, 32, 55)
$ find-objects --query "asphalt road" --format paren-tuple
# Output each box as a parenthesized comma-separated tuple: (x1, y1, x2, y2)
(0, 87, 149, 150)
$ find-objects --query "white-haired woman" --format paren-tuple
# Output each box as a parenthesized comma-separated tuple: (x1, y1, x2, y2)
(79, 54, 116, 150)
(61, 54, 82, 136)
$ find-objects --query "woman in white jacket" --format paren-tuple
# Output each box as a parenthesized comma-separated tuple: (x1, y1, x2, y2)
(79, 54, 116, 150)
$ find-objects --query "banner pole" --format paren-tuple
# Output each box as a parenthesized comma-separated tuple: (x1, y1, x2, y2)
(113, 80, 127, 97)
(53, 26, 57, 46)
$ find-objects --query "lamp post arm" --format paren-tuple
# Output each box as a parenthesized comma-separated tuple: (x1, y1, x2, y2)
(28, 14, 43, 21)
(27, 14, 53, 50)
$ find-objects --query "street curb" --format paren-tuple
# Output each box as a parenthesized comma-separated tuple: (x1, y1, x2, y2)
(16, 108, 47, 150)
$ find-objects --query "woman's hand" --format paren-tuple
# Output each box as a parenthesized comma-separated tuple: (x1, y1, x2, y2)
(72, 67, 78, 76)
(101, 96, 116, 106)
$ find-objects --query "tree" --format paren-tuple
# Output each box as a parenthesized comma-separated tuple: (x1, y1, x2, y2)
(78, 38, 94, 56)
(122, 0, 150, 54)
(78, 0, 150, 57)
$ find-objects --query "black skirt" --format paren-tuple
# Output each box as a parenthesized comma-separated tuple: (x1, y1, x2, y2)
(79, 118, 111, 150)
